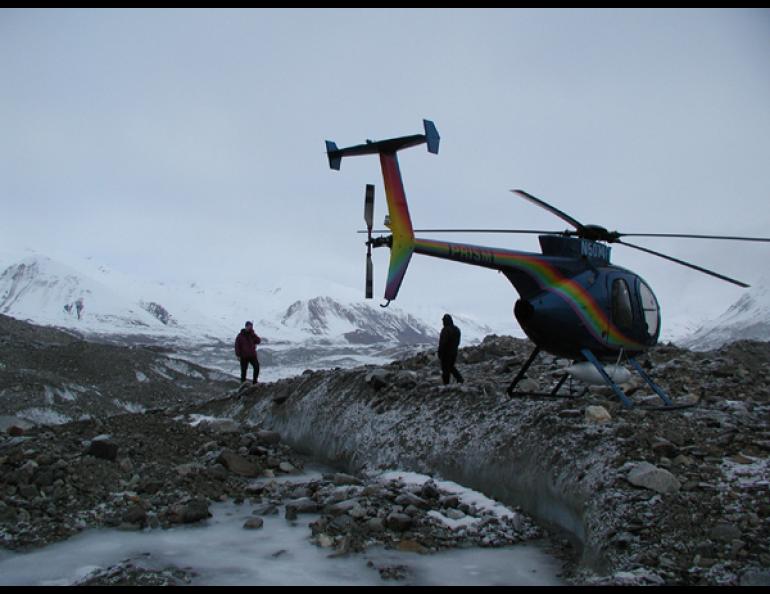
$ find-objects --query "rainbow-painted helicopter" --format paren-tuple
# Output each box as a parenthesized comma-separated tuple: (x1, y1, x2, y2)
(325, 120, 769, 408)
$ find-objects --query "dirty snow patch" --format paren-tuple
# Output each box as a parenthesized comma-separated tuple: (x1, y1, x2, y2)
(721, 455, 770, 489)
(164, 359, 204, 379)
(377, 470, 518, 522)
(16, 408, 72, 426)
(43, 385, 81, 403)
(150, 366, 173, 380)
(184, 414, 233, 428)
(112, 400, 146, 414)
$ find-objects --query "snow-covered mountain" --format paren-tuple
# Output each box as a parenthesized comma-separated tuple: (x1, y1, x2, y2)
(0, 252, 496, 378)
(275, 296, 437, 344)
(0, 256, 172, 334)
(679, 278, 770, 351)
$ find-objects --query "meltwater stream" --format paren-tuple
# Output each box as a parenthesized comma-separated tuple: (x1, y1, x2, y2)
(0, 468, 565, 586)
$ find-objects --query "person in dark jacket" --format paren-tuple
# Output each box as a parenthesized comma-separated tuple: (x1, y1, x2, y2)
(234, 321, 262, 384)
(438, 314, 464, 385)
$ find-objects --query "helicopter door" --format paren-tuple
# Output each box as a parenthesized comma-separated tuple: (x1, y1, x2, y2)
(610, 277, 634, 332)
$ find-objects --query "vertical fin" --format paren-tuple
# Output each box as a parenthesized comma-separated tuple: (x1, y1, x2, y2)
(379, 152, 415, 301)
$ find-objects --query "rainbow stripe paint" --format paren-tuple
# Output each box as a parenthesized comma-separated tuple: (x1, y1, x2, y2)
(371, 150, 643, 350)
(379, 153, 415, 301)
(413, 237, 646, 351)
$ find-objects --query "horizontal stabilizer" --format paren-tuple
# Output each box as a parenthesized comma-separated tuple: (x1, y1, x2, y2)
(325, 120, 439, 171)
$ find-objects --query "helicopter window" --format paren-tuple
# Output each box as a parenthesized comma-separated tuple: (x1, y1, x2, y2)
(638, 281, 660, 336)
(611, 278, 633, 331)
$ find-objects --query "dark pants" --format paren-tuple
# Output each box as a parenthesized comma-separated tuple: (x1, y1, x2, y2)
(240, 356, 260, 384)
(440, 357, 464, 385)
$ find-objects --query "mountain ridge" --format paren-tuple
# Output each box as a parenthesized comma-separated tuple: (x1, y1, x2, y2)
(680, 278, 770, 350)
(0, 253, 495, 379)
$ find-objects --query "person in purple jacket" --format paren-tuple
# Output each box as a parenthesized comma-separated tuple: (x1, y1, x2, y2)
(234, 321, 262, 384)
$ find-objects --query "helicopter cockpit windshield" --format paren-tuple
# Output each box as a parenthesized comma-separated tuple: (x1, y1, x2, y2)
(638, 279, 660, 338)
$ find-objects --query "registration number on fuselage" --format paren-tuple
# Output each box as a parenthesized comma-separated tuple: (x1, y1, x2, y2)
(580, 240, 610, 263)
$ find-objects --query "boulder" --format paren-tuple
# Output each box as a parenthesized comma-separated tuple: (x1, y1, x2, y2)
(627, 462, 681, 494)
(585, 405, 612, 424)
(217, 450, 261, 477)
(168, 499, 211, 524)
(651, 439, 679, 459)
(384, 512, 413, 532)
(122, 505, 147, 527)
(394, 370, 418, 389)
(517, 378, 539, 393)
(365, 369, 390, 391)
(325, 498, 362, 517)
(395, 492, 429, 510)
(419, 480, 441, 500)
(256, 430, 281, 445)
(285, 497, 320, 514)
(278, 461, 295, 473)
(243, 517, 264, 530)
(86, 437, 119, 461)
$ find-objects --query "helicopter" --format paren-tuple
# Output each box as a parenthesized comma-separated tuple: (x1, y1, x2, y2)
(325, 120, 770, 408)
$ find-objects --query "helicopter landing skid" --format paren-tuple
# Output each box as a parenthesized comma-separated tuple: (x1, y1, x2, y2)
(580, 349, 635, 408)
(506, 377, 588, 400)
(506, 346, 541, 397)
(580, 349, 674, 409)
(627, 356, 673, 407)
(507, 346, 675, 408)
(506, 347, 585, 400)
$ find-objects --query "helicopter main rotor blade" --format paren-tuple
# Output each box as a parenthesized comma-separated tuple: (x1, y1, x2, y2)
(413, 228, 562, 235)
(364, 184, 374, 299)
(617, 239, 750, 288)
(357, 228, 561, 235)
(511, 190, 586, 232)
(619, 232, 770, 243)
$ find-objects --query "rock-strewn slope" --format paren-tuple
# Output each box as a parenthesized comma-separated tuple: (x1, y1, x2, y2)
(0, 313, 233, 424)
(0, 408, 306, 551)
(0, 407, 552, 586)
(2, 313, 769, 586)
(200, 336, 770, 586)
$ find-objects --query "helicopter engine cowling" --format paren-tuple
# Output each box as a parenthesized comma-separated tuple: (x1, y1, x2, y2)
(513, 298, 534, 323)
(514, 296, 585, 359)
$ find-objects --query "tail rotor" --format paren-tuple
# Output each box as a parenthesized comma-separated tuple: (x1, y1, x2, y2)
(364, 184, 374, 299)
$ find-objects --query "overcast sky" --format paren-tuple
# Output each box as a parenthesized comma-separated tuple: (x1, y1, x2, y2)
(1, 8, 769, 333)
